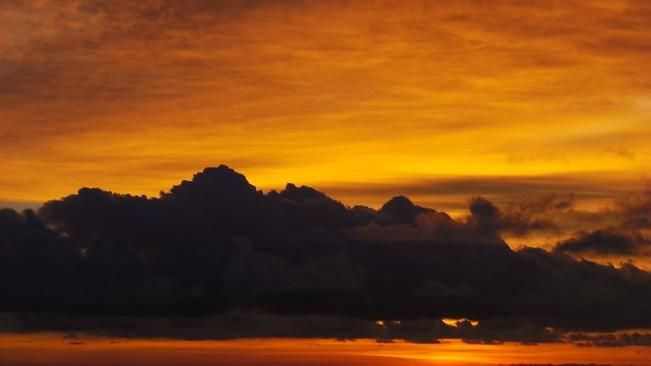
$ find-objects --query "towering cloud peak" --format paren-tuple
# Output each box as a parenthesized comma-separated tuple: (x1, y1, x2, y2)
(468, 196, 500, 234)
(380, 195, 430, 224)
(280, 183, 326, 200)
(166, 164, 260, 201)
(269, 183, 352, 230)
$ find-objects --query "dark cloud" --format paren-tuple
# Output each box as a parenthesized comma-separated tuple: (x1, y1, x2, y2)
(554, 230, 644, 256)
(498, 193, 575, 235)
(0, 311, 560, 346)
(378, 195, 430, 225)
(568, 332, 651, 348)
(7, 310, 651, 348)
(462, 195, 563, 237)
(549, 189, 651, 258)
(2, 165, 651, 343)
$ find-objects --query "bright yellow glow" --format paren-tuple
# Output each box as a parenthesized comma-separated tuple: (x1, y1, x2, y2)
(442, 318, 479, 327)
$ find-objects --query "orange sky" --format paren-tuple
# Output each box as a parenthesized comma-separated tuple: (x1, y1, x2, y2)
(1, 0, 650, 212)
(2, 333, 649, 366)
(3, 2, 651, 362)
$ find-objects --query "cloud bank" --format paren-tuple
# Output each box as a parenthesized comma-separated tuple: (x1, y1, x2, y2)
(1, 165, 651, 344)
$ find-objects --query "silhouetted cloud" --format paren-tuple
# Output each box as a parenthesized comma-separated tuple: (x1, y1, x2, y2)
(379, 196, 430, 225)
(568, 332, 651, 347)
(0, 311, 561, 345)
(2, 165, 651, 344)
(554, 230, 643, 255)
(548, 189, 651, 259)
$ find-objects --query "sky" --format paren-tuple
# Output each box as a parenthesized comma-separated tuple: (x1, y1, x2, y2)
(2, 1, 651, 365)
(1, 0, 650, 210)
(3, 334, 650, 366)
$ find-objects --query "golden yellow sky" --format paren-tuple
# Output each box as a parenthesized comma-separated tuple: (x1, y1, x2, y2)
(1, 0, 650, 211)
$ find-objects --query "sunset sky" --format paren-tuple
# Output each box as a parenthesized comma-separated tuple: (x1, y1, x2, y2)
(3, 334, 651, 366)
(2, 0, 650, 209)
(2, 1, 651, 365)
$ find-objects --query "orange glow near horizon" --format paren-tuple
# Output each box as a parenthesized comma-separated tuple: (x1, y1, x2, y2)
(1, 333, 650, 366)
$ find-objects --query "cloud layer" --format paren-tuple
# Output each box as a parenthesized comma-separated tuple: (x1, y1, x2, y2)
(2, 165, 651, 344)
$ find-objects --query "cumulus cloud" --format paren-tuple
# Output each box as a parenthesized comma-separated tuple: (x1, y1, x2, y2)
(2, 165, 651, 344)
